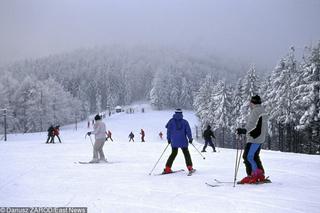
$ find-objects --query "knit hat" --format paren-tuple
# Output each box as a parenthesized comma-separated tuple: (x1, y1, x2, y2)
(94, 114, 102, 120)
(175, 108, 183, 113)
(250, 95, 262, 104)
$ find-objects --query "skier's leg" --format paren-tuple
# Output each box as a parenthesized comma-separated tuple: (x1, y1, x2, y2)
(242, 143, 252, 176)
(247, 143, 261, 173)
(91, 140, 100, 162)
(50, 136, 54, 143)
(208, 140, 216, 152)
(254, 146, 264, 173)
(57, 136, 61, 143)
(202, 141, 208, 152)
(96, 139, 106, 161)
(46, 136, 50, 143)
(165, 147, 178, 168)
(182, 147, 193, 170)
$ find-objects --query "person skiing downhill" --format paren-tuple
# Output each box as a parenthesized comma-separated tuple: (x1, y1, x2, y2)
(159, 131, 163, 140)
(106, 130, 113, 142)
(236, 95, 268, 184)
(46, 125, 55, 144)
(53, 125, 62, 143)
(140, 129, 145, 142)
(86, 114, 107, 163)
(129, 132, 134, 142)
(163, 109, 195, 174)
(202, 125, 216, 152)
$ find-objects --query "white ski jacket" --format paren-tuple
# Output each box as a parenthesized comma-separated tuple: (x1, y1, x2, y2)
(245, 104, 268, 144)
(91, 120, 106, 140)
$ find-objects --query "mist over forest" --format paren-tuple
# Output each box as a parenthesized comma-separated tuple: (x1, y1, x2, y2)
(0, 0, 319, 154)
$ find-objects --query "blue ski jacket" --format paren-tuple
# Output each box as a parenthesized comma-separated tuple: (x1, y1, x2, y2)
(166, 112, 192, 148)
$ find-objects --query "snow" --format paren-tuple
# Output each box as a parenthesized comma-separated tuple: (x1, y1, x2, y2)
(1, 105, 320, 213)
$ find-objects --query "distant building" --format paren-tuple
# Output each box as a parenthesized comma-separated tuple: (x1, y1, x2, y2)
(115, 106, 122, 113)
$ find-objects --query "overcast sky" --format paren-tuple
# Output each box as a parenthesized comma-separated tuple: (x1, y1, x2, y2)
(0, 0, 319, 69)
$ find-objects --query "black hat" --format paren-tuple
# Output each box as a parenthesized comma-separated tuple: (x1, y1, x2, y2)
(175, 108, 183, 113)
(94, 114, 102, 120)
(250, 95, 262, 104)
(207, 125, 211, 129)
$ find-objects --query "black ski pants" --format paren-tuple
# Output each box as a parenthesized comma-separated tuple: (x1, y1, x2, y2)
(202, 140, 216, 151)
(166, 147, 193, 168)
(243, 143, 265, 176)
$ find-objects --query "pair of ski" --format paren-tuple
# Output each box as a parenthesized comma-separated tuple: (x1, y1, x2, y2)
(156, 169, 196, 176)
(205, 177, 272, 187)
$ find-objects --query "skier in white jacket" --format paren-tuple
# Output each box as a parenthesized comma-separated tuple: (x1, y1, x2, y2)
(87, 114, 107, 163)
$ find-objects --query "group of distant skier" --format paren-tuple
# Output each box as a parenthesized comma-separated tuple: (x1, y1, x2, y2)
(52, 94, 268, 184)
(45, 125, 62, 144)
(128, 129, 145, 142)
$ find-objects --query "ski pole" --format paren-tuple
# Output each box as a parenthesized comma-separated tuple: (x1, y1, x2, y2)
(233, 134, 240, 187)
(233, 134, 244, 187)
(149, 143, 170, 175)
(191, 143, 206, 159)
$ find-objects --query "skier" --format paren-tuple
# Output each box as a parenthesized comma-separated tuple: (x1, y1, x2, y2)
(106, 130, 113, 142)
(201, 125, 216, 152)
(159, 131, 163, 140)
(140, 129, 145, 142)
(53, 125, 62, 143)
(163, 109, 195, 174)
(129, 132, 135, 142)
(46, 125, 55, 144)
(86, 114, 107, 163)
(236, 95, 268, 184)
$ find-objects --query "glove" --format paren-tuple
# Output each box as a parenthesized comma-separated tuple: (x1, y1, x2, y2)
(87, 132, 92, 136)
(236, 128, 247, 135)
(189, 139, 193, 144)
(167, 140, 171, 144)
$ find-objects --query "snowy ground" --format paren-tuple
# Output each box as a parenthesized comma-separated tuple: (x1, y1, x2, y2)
(1, 104, 320, 213)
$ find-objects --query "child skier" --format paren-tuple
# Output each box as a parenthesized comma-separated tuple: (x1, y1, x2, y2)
(236, 95, 268, 184)
(163, 109, 195, 174)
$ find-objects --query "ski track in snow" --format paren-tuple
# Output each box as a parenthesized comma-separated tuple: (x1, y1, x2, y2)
(0, 106, 320, 213)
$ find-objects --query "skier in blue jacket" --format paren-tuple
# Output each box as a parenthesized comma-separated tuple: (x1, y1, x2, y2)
(163, 109, 194, 174)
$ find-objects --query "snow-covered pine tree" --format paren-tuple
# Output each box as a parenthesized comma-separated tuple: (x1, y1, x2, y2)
(210, 80, 233, 147)
(238, 64, 260, 125)
(296, 42, 320, 153)
(266, 47, 300, 152)
(179, 77, 193, 109)
(193, 75, 216, 130)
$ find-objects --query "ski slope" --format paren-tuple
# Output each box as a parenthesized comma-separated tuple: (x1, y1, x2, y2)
(0, 104, 320, 213)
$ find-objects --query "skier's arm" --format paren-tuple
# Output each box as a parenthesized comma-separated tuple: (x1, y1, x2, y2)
(210, 131, 216, 139)
(248, 117, 262, 139)
(185, 121, 193, 142)
(166, 122, 171, 143)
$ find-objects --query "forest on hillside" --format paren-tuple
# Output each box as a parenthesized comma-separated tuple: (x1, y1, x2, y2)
(0, 43, 319, 154)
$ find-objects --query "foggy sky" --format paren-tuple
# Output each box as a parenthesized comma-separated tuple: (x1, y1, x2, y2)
(0, 0, 319, 69)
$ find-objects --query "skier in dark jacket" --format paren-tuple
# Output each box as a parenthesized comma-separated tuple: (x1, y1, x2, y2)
(163, 109, 195, 174)
(202, 125, 216, 152)
(46, 125, 54, 144)
(129, 132, 134, 142)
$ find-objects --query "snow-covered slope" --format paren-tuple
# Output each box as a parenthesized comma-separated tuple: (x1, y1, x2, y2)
(0, 105, 319, 213)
